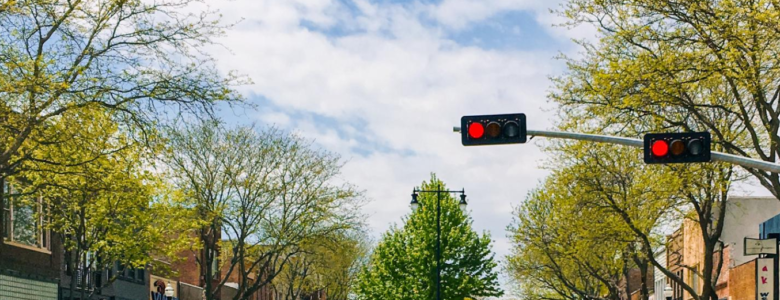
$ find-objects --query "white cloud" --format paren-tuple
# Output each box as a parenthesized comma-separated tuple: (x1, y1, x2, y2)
(207, 0, 570, 293)
(196, 1, 779, 297)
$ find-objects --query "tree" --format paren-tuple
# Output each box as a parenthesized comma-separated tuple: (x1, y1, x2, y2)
(509, 141, 734, 300)
(0, 0, 244, 178)
(164, 121, 364, 300)
(506, 176, 637, 300)
(4, 109, 190, 300)
(551, 0, 780, 199)
(354, 174, 503, 300)
(269, 229, 371, 300)
(317, 231, 371, 300)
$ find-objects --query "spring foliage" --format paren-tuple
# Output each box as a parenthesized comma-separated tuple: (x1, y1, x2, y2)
(355, 174, 502, 300)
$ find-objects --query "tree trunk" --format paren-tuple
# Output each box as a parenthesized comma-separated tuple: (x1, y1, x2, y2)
(638, 259, 649, 300)
(80, 251, 87, 300)
(624, 251, 631, 300)
(68, 248, 78, 300)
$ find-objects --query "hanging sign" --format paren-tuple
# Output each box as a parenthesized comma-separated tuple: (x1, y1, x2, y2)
(757, 258, 774, 300)
(746, 238, 778, 255)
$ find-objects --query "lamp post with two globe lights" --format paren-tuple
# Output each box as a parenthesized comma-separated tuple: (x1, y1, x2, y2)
(409, 185, 468, 300)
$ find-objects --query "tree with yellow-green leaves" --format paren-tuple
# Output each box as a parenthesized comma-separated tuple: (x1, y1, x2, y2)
(551, 0, 780, 198)
(507, 143, 672, 300)
(269, 229, 371, 300)
(506, 140, 736, 300)
(3, 109, 195, 300)
(0, 1, 241, 294)
(507, 183, 635, 300)
(543, 1, 773, 299)
(0, 0, 245, 178)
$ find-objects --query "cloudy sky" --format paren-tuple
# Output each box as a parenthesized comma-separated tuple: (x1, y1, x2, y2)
(199, 0, 770, 295)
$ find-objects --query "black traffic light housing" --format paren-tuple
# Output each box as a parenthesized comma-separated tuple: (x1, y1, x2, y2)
(461, 113, 527, 146)
(643, 132, 711, 164)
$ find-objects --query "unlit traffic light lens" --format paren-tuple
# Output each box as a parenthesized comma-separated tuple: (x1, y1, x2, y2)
(486, 122, 501, 138)
(468, 122, 484, 139)
(670, 140, 685, 156)
(503, 121, 519, 138)
(688, 139, 703, 155)
(652, 140, 669, 157)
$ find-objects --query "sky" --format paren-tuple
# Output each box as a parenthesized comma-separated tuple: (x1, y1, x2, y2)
(198, 0, 769, 297)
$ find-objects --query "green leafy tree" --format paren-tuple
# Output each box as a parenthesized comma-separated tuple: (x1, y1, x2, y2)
(0, 0, 244, 178)
(548, 1, 758, 298)
(270, 229, 371, 300)
(506, 177, 635, 300)
(6, 109, 192, 300)
(355, 174, 502, 300)
(508, 141, 735, 300)
(551, 0, 780, 198)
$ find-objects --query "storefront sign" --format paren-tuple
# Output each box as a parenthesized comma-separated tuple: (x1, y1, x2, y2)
(746, 238, 778, 255)
(757, 258, 774, 300)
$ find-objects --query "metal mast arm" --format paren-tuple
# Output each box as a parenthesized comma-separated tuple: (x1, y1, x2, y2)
(453, 127, 780, 174)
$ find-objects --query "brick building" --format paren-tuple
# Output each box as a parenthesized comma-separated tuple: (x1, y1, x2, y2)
(667, 226, 685, 300)
(661, 196, 779, 300)
(1, 179, 62, 300)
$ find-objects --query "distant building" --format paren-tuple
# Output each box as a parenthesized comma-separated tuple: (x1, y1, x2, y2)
(59, 259, 149, 300)
(718, 197, 780, 267)
(664, 196, 778, 300)
(652, 247, 667, 300)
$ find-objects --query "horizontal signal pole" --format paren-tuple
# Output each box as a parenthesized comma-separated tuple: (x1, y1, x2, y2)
(453, 127, 780, 174)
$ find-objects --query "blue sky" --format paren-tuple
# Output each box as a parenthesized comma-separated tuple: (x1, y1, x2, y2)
(200, 0, 776, 297)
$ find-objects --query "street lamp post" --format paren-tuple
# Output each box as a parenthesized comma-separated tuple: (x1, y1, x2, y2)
(410, 185, 468, 300)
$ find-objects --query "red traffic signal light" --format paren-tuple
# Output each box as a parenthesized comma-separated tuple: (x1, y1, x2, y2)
(644, 132, 711, 164)
(461, 114, 527, 146)
(468, 122, 485, 139)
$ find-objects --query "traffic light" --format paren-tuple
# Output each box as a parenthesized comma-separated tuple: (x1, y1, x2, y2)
(643, 132, 711, 164)
(461, 113, 527, 146)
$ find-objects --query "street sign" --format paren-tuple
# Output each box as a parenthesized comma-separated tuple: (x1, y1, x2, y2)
(746, 238, 778, 255)
(757, 258, 775, 300)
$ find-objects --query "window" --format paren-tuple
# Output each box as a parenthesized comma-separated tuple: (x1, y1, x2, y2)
(117, 262, 145, 283)
(674, 270, 683, 300)
(2, 182, 49, 250)
(210, 249, 219, 278)
(136, 268, 145, 282)
(655, 279, 665, 300)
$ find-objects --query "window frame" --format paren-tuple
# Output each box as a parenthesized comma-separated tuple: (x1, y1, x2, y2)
(2, 182, 51, 252)
(117, 262, 146, 284)
(210, 249, 220, 278)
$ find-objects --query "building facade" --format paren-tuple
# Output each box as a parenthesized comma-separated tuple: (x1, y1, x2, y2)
(58, 262, 149, 300)
(1, 180, 62, 300)
(662, 196, 778, 300)
(652, 247, 667, 300)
